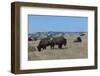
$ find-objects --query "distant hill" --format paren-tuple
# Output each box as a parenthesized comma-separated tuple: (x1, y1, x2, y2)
(28, 32, 86, 40)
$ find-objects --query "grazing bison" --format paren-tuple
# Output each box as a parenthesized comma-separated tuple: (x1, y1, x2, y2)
(37, 38, 51, 51)
(50, 37, 67, 49)
(37, 37, 67, 51)
(28, 37, 33, 41)
(74, 37, 82, 42)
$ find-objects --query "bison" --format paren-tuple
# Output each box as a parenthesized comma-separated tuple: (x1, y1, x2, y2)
(37, 38, 51, 52)
(50, 37, 67, 49)
(73, 37, 82, 42)
(28, 37, 33, 41)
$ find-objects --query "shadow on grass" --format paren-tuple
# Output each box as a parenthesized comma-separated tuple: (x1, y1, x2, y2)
(51, 46, 69, 50)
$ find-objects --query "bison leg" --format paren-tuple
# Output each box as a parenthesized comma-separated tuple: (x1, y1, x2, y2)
(43, 46, 46, 50)
(58, 44, 62, 49)
(38, 48, 41, 52)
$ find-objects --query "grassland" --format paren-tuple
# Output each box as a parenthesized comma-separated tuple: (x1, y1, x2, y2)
(28, 32, 88, 60)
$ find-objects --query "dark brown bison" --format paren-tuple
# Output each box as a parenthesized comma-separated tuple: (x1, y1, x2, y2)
(37, 38, 51, 51)
(28, 37, 33, 41)
(50, 37, 67, 49)
(73, 37, 82, 42)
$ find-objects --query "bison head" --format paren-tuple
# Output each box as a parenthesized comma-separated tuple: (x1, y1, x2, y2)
(37, 46, 41, 52)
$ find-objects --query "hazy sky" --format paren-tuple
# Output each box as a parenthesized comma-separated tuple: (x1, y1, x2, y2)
(28, 15, 88, 33)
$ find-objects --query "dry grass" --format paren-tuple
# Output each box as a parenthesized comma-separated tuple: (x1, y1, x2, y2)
(28, 33, 88, 61)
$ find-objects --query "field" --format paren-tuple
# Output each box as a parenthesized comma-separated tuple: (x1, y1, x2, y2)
(28, 32, 88, 61)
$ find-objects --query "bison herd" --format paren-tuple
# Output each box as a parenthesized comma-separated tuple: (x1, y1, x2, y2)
(29, 34, 85, 52)
(37, 37, 67, 51)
